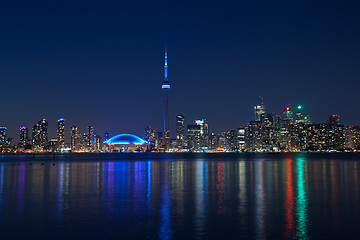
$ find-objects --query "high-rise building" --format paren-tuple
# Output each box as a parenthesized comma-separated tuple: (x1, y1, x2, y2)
(39, 119, 48, 148)
(95, 136, 102, 151)
(87, 126, 94, 150)
(144, 126, 151, 142)
(226, 129, 238, 150)
(70, 126, 78, 151)
(218, 132, 227, 149)
(295, 105, 305, 124)
(245, 121, 262, 151)
(283, 107, 293, 125)
(176, 115, 185, 149)
(19, 126, 29, 146)
(57, 118, 65, 149)
(32, 119, 48, 149)
(328, 115, 340, 125)
(103, 132, 110, 143)
(150, 130, 156, 149)
(32, 123, 40, 148)
(0, 127, 7, 146)
(195, 119, 209, 148)
(237, 126, 245, 149)
(187, 125, 201, 151)
(161, 48, 170, 150)
(254, 96, 266, 122)
(209, 132, 218, 150)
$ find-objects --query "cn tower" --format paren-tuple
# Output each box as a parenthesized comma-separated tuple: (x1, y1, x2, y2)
(162, 48, 170, 150)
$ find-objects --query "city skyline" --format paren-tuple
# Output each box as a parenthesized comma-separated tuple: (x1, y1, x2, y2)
(1, 1, 360, 141)
(1, 97, 359, 153)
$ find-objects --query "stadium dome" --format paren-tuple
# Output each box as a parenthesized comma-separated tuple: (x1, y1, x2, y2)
(104, 133, 148, 145)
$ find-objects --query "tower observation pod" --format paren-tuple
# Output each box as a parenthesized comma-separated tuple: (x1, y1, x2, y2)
(162, 48, 170, 150)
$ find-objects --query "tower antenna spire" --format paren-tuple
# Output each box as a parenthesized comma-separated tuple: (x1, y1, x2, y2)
(162, 47, 170, 150)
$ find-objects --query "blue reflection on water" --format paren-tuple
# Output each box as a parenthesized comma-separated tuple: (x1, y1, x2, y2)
(159, 163, 172, 240)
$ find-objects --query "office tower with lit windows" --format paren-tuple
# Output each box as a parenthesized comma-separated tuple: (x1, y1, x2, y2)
(245, 121, 262, 151)
(32, 119, 48, 149)
(103, 132, 110, 143)
(161, 48, 170, 150)
(295, 105, 305, 124)
(237, 126, 245, 149)
(150, 130, 156, 149)
(144, 126, 151, 142)
(195, 119, 209, 148)
(226, 129, 238, 150)
(283, 107, 293, 124)
(209, 132, 218, 150)
(39, 119, 48, 148)
(0, 127, 7, 146)
(88, 126, 94, 149)
(176, 115, 185, 149)
(187, 125, 201, 151)
(70, 126, 78, 150)
(254, 96, 266, 122)
(19, 126, 29, 146)
(32, 123, 40, 147)
(57, 118, 65, 149)
(328, 115, 340, 125)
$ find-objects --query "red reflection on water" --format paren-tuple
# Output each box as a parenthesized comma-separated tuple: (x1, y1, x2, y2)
(216, 162, 225, 214)
(285, 158, 295, 239)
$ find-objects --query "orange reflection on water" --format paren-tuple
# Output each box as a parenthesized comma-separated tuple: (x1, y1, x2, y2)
(216, 162, 225, 215)
(284, 158, 295, 239)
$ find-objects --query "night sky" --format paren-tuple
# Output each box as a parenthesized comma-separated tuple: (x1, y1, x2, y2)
(1, 1, 360, 141)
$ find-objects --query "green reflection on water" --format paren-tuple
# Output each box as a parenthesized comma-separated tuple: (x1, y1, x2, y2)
(296, 157, 308, 240)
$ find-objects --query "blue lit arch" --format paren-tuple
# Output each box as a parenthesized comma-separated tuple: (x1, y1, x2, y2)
(104, 133, 148, 145)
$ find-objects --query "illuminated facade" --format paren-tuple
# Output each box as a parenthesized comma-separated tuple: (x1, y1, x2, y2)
(254, 96, 266, 122)
(70, 126, 78, 151)
(19, 126, 28, 145)
(104, 133, 148, 151)
(187, 125, 201, 151)
(86, 126, 93, 150)
(0, 127, 7, 146)
(176, 115, 185, 149)
(32, 119, 48, 149)
(195, 119, 209, 148)
(57, 118, 65, 150)
(162, 48, 170, 150)
(237, 126, 245, 149)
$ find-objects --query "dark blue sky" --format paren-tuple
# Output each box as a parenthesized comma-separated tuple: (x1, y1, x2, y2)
(1, 1, 360, 141)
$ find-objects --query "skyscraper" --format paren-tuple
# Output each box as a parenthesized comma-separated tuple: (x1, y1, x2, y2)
(87, 126, 94, 150)
(176, 115, 185, 149)
(57, 118, 65, 149)
(32, 123, 40, 148)
(70, 126, 78, 151)
(39, 118, 48, 149)
(295, 105, 305, 124)
(328, 115, 340, 125)
(19, 126, 28, 146)
(254, 96, 266, 122)
(237, 126, 245, 149)
(161, 48, 170, 150)
(103, 132, 110, 143)
(283, 107, 293, 124)
(195, 119, 209, 148)
(187, 125, 201, 151)
(0, 127, 7, 146)
(144, 126, 151, 142)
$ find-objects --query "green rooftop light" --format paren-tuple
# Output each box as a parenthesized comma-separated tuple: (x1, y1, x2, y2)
(297, 105, 302, 109)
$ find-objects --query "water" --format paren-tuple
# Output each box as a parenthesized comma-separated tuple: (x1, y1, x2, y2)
(0, 153, 359, 239)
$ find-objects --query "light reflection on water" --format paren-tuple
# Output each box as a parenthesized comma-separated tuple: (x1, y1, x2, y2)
(0, 153, 358, 239)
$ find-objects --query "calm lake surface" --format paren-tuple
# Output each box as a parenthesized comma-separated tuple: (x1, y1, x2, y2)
(0, 153, 359, 239)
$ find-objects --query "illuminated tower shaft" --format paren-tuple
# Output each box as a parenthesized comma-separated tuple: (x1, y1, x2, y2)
(162, 48, 170, 150)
